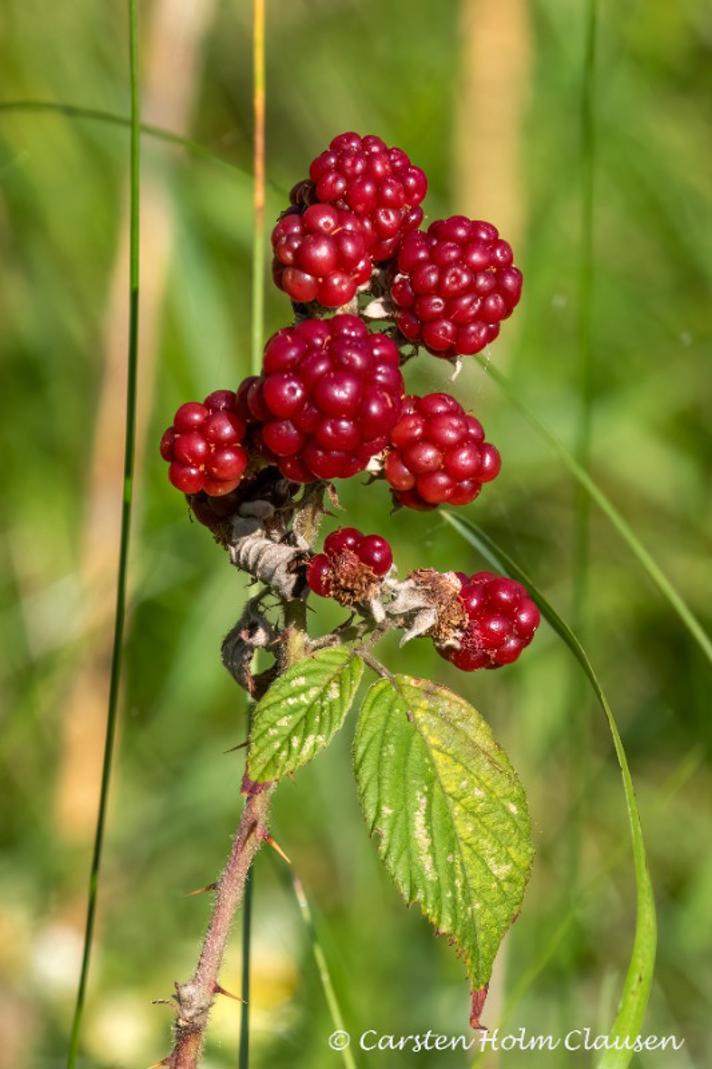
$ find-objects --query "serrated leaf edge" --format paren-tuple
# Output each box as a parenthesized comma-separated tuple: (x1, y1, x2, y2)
(353, 674, 534, 986)
(248, 647, 363, 782)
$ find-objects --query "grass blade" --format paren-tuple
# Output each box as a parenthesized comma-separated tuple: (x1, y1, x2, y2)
(0, 98, 244, 174)
(442, 511, 657, 1069)
(572, 0, 598, 618)
(291, 874, 358, 1069)
(251, 0, 266, 376)
(476, 358, 712, 666)
(66, 2, 142, 1066)
(238, 866, 254, 1069)
(240, 5, 267, 1063)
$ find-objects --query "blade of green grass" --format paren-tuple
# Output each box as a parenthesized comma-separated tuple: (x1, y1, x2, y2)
(573, 0, 598, 616)
(491, 744, 700, 1041)
(251, 0, 266, 376)
(475, 358, 712, 666)
(442, 512, 657, 1069)
(238, 863, 254, 1069)
(291, 874, 358, 1069)
(560, 0, 599, 1024)
(240, 6, 267, 1064)
(66, 3, 142, 1067)
(0, 98, 241, 173)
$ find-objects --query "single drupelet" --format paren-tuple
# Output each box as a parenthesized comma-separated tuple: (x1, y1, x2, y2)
(383, 392, 501, 509)
(437, 571, 540, 670)
(390, 215, 523, 357)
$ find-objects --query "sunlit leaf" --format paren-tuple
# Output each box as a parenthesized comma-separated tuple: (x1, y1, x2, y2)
(354, 674, 533, 1017)
(248, 647, 363, 783)
(443, 512, 657, 1066)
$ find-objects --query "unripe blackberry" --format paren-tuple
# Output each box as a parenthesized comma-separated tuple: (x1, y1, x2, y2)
(437, 571, 540, 670)
(271, 203, 372, 308)
(250, 315, 404, 483)
(291, 132, 428, 263)
(390, 216, 523, 357)
(307, 526, 394, 603)
(383, 392, 501, 509)
(160, 390, 248, 497)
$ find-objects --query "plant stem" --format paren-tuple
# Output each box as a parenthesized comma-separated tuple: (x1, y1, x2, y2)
(240, 5, 267, 1054)
(169, 787, 276, 1069)
(292, 875, 357, 1069)
(251, 0, 266, 375)
(237, 868, 253, 1069)
(572, 0, 598, 624)
(238, 697, 256, 1069)
(66, 3, 141, 1064)
(166, 596, 308, 1069)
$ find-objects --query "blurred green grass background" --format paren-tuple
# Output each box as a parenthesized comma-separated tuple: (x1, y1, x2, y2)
(1, 1, 710, 1066)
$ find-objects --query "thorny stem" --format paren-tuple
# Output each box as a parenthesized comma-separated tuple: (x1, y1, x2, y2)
(168, 787, 276, 1069)
(162, 473, 458, 1067)
(163, 495, 316, 1068)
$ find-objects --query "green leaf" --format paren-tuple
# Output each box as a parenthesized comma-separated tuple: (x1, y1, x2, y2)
(353, 674, 534, 998)
(442, 512, 657, 1068)
(247, 647, 363, 783)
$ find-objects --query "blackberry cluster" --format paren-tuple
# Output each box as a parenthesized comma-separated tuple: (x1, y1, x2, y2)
(246, 315, 403, 483)
(390, 216, 523, 357)
(293, 132, 428, 262)
(307, 527, 393, 602)
(437, 572, 540, 670)
(160, 131, 540, 674)
(160, 391, 248, 497)
(384, 393, 500, 510)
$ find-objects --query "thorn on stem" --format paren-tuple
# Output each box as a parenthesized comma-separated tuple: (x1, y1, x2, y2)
(224, 739, 249, 753)
(213, 982, 246, 1004)
(185, 882, 217, 897)
(264, 832, 292, 865)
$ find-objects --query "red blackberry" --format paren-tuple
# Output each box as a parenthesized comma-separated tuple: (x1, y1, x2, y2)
(271, 203, 372, 308)
(248, 315, 404, 484)
(383, 392, 501, 509)
(437, 571, 540, 670)
(291, 132, 428, 262)
(390, 215, 523, 357)
(160, 390, 248, 497)
(307, 526, 393, 600)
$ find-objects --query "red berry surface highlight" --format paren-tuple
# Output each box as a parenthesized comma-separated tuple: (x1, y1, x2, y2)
(250, 315, 404, 483)
(383, 392, 501, 509)
(390, 215, 523, 358)
(291, 132, 428, 263)
(160, 390, 248, 497)
(438, 571, 540, 670)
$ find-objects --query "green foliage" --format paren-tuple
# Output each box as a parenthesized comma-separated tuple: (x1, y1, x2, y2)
(247, 647, 363, 782)
(444, 513, 657, 1068)
(1, 1, 710, 1065)
(354, 675, 534, 992)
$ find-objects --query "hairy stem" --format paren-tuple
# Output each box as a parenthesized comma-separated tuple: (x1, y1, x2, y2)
(168, 787, 275, 1068)
(165, 591, 309, 1068)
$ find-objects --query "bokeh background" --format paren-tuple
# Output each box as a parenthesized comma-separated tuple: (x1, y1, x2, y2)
(1, 1, 710, 1066)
